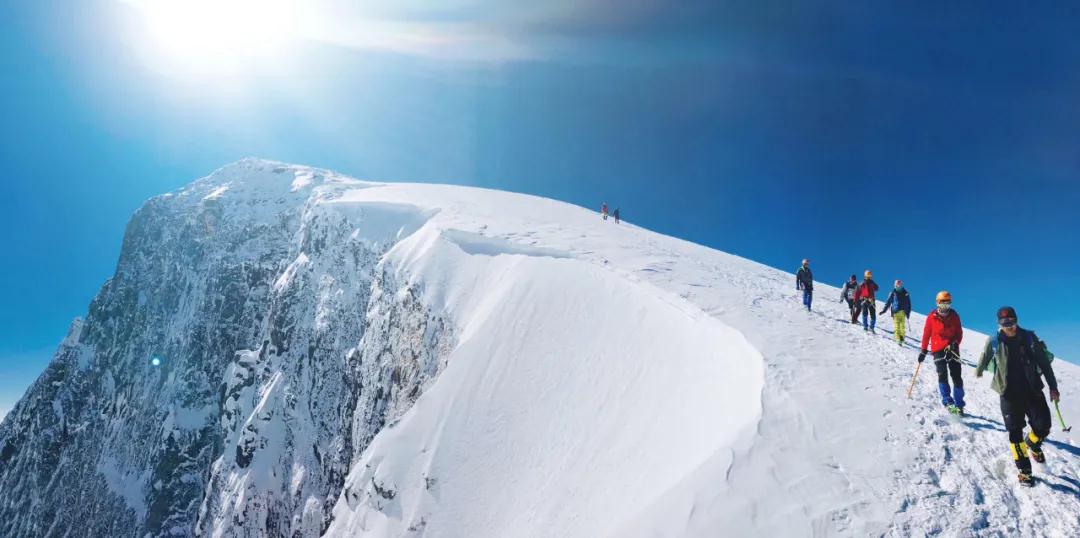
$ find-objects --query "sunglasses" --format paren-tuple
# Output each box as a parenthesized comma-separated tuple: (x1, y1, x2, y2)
(937, 302, 952, 308)
(999, 318, 1017, 328)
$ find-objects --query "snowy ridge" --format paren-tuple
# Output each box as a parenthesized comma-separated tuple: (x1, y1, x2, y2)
(0, 159, 1077, 537)
(321, 181, 1080, 537)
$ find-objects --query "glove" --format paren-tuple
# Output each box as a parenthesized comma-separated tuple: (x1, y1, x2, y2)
(918, 350, 927, 363)
(1050, 389, 1061, 402)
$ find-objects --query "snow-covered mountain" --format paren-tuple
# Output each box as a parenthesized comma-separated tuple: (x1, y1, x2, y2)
(1, 158, 1077, 537)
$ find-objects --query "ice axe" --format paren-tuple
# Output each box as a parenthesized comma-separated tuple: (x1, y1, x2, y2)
(906, 361, 922, 399)
(1055, 401, 1072, 432)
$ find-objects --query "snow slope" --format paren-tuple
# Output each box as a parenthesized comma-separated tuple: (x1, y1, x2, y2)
(1, 159, 1078, 537)
(324, 197, 763, 537)
(320, 180, 1080, 537)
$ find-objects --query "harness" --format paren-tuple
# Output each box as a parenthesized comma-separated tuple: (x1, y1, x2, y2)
(934, 351, 962, 364)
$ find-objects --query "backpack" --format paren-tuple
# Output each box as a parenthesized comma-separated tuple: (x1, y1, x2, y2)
(987, 331, 1054, 374)
(797, 267, 812, 285)
(844, 282, 857, 300)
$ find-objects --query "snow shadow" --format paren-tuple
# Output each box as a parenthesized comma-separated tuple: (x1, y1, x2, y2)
(1058, 474, 1080, 489)
(1047, 439, 1080, 458)
(1043, 477, 1080, 498)
(965, 420, 1007, 434)
(442, 230, 571, 259)
(333, 202, 437, 246)
(962, 413, 1002, 425)
(878, 328, 921, 343)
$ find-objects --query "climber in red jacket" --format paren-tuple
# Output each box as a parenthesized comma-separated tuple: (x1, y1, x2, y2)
(918, 290, 965, 413)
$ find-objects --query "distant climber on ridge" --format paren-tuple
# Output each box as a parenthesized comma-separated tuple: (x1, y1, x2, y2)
(918, 291, 965, 414)
(613, 207, 621, 224)
(855, 270, 879, 332)
(601, 202, 609, 220)
(975, 306, 1061, 487)
(880, 280, 912, 346)
(796, 259, 813, 311)
(840, 274, 859, 323)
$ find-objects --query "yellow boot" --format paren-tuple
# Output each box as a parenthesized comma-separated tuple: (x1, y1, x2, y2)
(1028, 431, 1046, 463)
(1011, 441, 1034, 485)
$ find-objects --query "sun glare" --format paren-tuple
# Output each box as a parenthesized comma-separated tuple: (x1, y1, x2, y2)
(131, 0, 296, 68)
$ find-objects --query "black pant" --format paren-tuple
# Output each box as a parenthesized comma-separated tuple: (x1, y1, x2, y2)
(1002, 390, 1051, 442)
(857, 300, 876, 326)
(845, 299, 857, 322)
(1001, 390, 1052, 471)
(934, 353, 963, 387)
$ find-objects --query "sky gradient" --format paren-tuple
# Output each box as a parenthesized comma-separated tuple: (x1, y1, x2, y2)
(2, 1, 1080, 416)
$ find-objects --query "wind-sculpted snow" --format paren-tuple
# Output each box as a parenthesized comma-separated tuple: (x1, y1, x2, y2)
(326, 251, 763, 536)
(441, 229, 572, 259)
(1, 158, 1078, 537)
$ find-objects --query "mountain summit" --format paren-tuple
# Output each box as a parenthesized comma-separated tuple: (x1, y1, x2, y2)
(1, 160, 1077, 537)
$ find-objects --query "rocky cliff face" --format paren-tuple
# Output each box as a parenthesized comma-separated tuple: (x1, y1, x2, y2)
(0, 160, 452, 537)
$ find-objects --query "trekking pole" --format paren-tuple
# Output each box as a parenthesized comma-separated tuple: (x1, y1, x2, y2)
(1055, 401, 1072, 432)
(907, 361, 922, 399)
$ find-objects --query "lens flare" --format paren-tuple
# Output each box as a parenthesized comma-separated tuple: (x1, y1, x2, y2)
(127, 0, 296, 69)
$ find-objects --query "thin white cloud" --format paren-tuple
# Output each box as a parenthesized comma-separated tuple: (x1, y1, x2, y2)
(118, 0, 697, 62)
(299, 13, 540, 62)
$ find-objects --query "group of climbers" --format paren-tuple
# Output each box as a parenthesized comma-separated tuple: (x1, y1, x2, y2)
(796, 259, 1064, 487)
(835, 270, 883, 332)
(599, 202, 621, 224)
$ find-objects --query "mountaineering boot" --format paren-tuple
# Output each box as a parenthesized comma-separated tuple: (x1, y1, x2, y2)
(1028, 432, 1046, 464)
(1011, 441, 1033, 476)
(1029, 447, 1046, 464)
(1018, 471, 1035, 487)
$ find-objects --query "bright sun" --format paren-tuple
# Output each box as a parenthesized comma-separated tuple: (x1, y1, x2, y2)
(129, 0, 296, 68)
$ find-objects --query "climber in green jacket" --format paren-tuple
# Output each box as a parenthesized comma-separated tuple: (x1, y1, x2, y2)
(975, 306, 1061, 487)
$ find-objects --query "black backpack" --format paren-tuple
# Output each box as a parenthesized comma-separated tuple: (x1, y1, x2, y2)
(987, 331, 1054, 374)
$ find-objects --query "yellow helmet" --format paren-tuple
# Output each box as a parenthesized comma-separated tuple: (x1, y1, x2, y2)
(936, 290, 952, 303)
(864, 270, 873, 279)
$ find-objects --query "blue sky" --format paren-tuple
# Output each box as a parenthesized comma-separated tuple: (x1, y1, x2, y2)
(2, 1, 1080, 416)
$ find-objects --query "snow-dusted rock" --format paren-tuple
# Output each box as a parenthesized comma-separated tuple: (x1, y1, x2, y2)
(0, 160, 453, 537)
